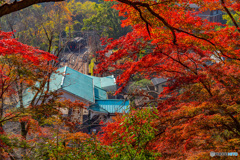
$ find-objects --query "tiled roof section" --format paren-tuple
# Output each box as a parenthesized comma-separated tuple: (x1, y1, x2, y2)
(151, 78, 167, 86)
(89, 99, 130, 113)
(62, 67, 94, 103)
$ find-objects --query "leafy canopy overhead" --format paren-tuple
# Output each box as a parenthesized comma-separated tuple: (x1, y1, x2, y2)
(96, 0, 240, 159)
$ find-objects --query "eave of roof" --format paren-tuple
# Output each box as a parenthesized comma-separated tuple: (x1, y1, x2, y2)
(88, 99, 130, 114)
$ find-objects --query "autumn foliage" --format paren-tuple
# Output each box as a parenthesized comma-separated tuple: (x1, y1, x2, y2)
(0, 0, 240, 159)
(0, 28, 88, 159)
(0, 30, 57, 158)
(95, 0, 240, 159)
(0, 30, 92, 158)
(98, 108, 160, 159)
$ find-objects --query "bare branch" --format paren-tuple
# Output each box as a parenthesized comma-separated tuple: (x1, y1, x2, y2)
(221, 0, 240, 32)
(0, 0, 64, 17)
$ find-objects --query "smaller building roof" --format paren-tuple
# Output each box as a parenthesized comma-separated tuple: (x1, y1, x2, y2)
(151, 78, 167, 86)
(89, 99, 130, 114)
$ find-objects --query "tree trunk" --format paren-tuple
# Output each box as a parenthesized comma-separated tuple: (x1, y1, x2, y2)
(18, 82, 27, 159)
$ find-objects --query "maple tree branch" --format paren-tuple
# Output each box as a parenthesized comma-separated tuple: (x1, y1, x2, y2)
(220, 0, 240, 32)
(157, 47, 213, 97)
(141, 3, 177, 44)
(221, 122, 240, 137)
(120, 1, 240, 63)
(149, 1, 173, 6)
(173, 27, 215, 46)
(218, 49, 240, 61)
(144, 3, 216, 46)
(132, 5, 152, 37)
(0, 112, 23, 124)
(118, 0, 217, 46)
(226, 112, 240, 133)
(199, 80, 213, 97)
(117, 0, 176, 43)
(0, 0, 64, 17)
(185, 54, 198, 73)
(161, 51, 197, 75)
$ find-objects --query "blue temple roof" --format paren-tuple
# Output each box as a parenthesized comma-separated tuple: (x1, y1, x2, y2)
(19, 66, 117, 107)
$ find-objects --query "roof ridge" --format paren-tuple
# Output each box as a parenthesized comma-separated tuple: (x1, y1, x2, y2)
(60, 66, 67, 88)
(64, 66, 93, 81)
(94, 85, 106, 91)
(100, 78, 102, 88)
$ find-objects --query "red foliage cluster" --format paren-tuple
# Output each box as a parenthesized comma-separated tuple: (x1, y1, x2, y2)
(96, 0, 240, 159)
(0, 30, 57, 158)
(0, 31, 56, 64)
